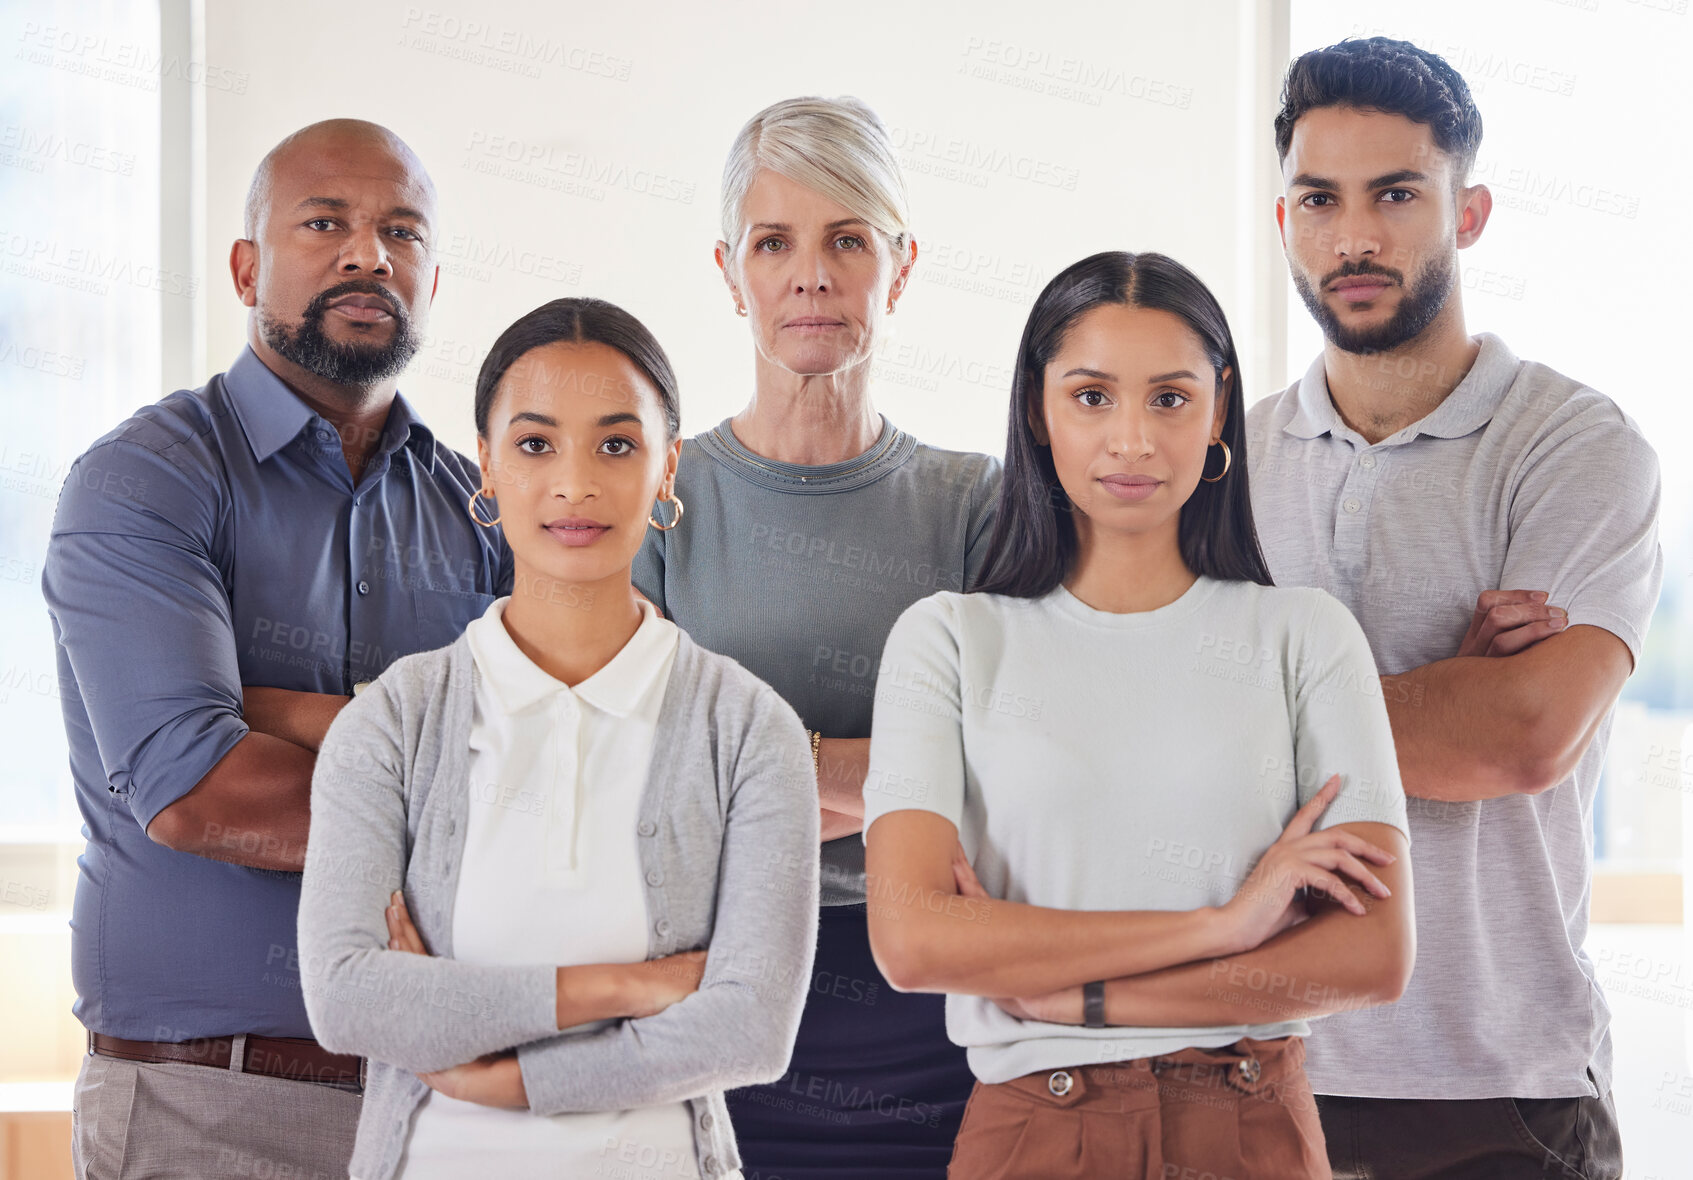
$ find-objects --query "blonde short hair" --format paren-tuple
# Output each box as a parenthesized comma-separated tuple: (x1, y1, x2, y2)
(719, 96, 912, 266)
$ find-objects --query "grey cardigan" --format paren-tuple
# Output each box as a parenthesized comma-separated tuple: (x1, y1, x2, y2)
(297, 626, 820, 1180)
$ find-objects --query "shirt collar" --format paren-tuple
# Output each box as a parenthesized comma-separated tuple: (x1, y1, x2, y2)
(465, 596, 676, 717)
(224, 344, 437, 470)
(1282, 332, 1519, 445)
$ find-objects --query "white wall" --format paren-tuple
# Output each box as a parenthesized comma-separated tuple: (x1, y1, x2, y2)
(198, 0, 1289, 464)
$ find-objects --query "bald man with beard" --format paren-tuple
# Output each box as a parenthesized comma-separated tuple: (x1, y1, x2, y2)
(46, 119, 513, 1177)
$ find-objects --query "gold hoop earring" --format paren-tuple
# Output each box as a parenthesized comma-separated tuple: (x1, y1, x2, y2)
(648, 492, 685, 531)
(467, 487, 501, 527)
(1200, 440, 1232, 483)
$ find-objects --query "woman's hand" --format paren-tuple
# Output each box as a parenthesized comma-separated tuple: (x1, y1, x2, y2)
(419, 1051, 529, 1109)
(950, 838, 987, 903)
(1218, 774, 1395, 955)
(991, 986, 1085, 1025)
(384, 893, 529, 1107)
(386, 889, 430, 954)
(950, 842, 1078, 1023)
(625, 950, 708, 1018)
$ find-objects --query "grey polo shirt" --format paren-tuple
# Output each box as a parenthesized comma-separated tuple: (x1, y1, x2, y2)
(1245, 332, 1663, 1099)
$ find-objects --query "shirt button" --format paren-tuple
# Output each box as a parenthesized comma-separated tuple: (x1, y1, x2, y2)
(637, 821, 656, 837)
(654, 918, 671, 937)
(1360, 454, 1377, 469)
(1342, 498, 1361, 514)
(357, 580, 371, 595)
(646, 870, 664, 887)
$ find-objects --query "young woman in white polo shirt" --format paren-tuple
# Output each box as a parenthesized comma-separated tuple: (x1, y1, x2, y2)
(297, 297, 819, 1180)
(862, 252, 1415, 1178)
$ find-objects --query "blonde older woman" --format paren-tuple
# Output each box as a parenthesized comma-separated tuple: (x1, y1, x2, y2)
(632, 96, 1000, 1177)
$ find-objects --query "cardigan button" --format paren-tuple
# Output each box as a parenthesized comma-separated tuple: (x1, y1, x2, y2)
(699, 1112, 713, 1131)
(646, 870, 664, 887)
(637, 820, 656, 837)
(702, 1155, 718, 1175)
(654, 918, 671, 937)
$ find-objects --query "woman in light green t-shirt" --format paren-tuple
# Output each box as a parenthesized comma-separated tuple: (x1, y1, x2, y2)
(864, 251, 1415, 1179)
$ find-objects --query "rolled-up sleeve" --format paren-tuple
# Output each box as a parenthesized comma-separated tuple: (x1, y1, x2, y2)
(42, 440, 249, 831)
(515, 686, 819, 1114)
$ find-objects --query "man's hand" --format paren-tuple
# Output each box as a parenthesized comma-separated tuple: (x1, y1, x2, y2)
(1456, 590, 1565, 658)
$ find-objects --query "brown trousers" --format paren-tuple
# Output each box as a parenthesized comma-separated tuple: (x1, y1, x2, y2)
(947, 1036, 1329, 1179)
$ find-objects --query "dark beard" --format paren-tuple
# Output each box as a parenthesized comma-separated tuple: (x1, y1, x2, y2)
(1292, 254, 1454, 355)
(261, 280, 419, 386)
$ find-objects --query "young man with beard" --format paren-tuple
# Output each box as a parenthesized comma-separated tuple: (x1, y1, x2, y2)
(1245, 38, 1661, 1180)
(45, 119, 511, 1178)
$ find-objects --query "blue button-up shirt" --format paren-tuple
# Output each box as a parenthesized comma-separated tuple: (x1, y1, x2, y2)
(43, 345, 512, 1040)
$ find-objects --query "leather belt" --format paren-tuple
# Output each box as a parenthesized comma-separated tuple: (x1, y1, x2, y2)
(90, 1031, 364, 1092)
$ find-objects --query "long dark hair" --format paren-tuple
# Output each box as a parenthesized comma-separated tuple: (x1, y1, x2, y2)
(973, 251, 1272, 598)
(473, 297, 680, 441)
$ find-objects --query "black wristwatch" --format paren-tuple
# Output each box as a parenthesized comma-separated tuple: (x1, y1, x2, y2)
(1083, 980, 1106, 1028)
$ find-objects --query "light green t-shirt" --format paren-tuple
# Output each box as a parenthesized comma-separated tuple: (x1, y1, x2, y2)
(862, 576, 1409, 1084)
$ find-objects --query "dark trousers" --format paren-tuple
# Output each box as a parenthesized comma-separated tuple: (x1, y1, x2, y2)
(725, 902, 976, 1180)
(1316, 1082, 1623, 1180)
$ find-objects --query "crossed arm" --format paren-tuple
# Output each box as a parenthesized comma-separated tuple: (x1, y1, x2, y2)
(818, 737, 870, 841)
(1383, 591, 1634, 801)
(148, 688, 350, 869)
(298, 679, 818, 1113)
(864, 800, 1412, 1016)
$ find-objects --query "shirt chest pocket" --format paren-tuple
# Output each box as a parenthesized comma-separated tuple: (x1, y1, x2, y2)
(412, 586, 494, 649)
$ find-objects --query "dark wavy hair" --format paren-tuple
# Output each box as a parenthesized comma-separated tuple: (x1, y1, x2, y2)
(973, 251, 1272, 599)
(473, 297, 680, 441)
(1274, 37, 1483, 182)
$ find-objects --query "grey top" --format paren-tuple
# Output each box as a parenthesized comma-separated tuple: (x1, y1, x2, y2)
(633, 415, 1001, 905)
(1246, 332, 1663, 1100)
(297, 625, 820, 1180)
